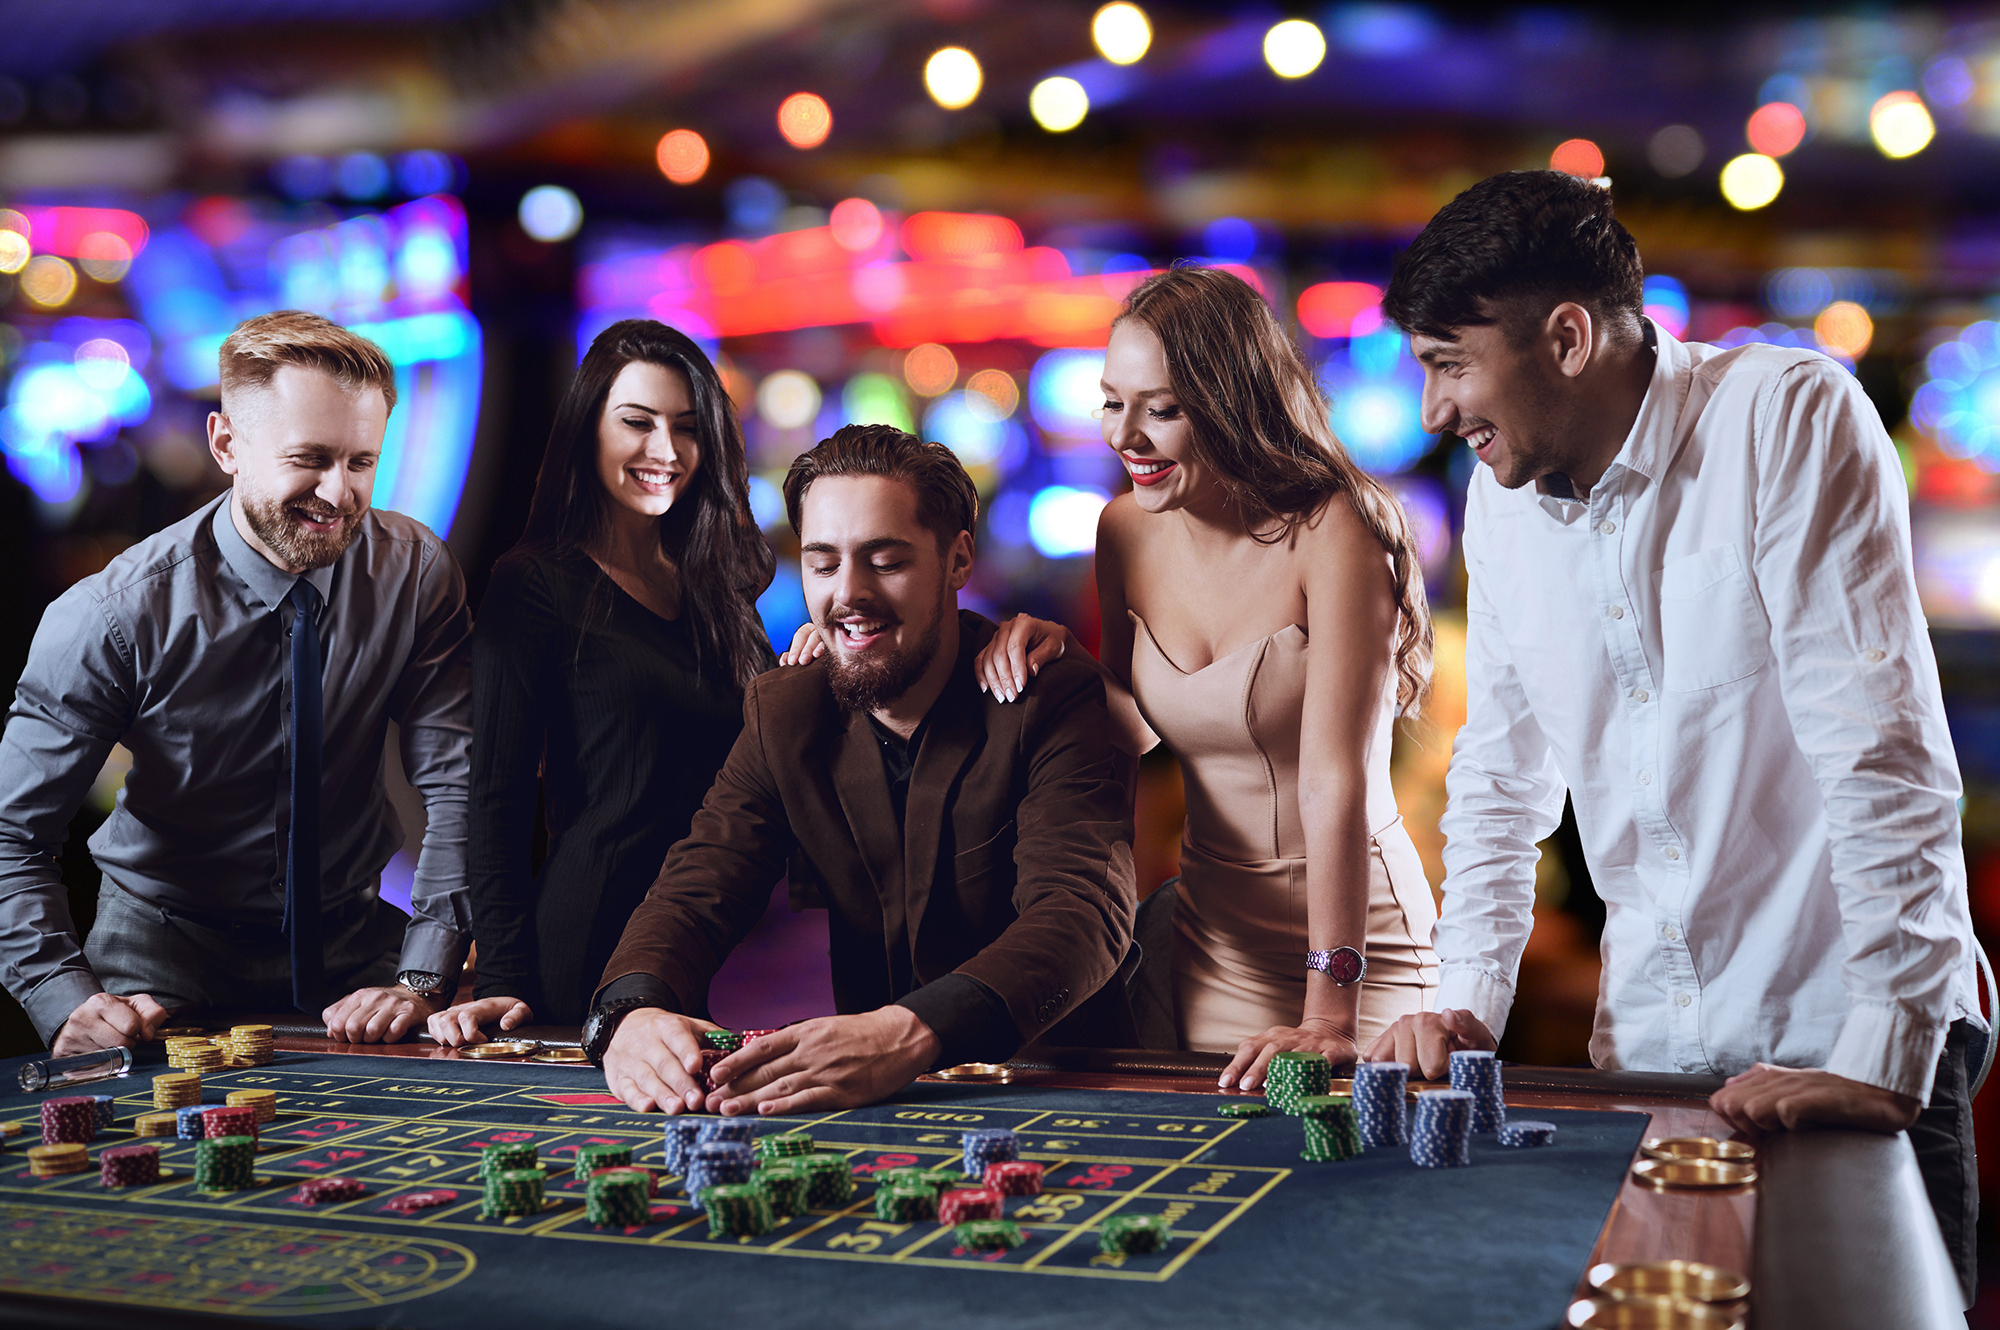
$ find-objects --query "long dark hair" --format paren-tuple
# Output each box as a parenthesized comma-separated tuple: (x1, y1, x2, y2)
(517, 319, 775, 688)
(1119, 267, 1433, 714)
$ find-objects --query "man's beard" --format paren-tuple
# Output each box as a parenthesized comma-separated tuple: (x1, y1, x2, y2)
(240, 488, 363, 570)
(823, 596, 948, 714)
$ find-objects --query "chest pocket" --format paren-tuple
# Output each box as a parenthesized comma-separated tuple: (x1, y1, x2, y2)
(1657, 544, 1770, 691)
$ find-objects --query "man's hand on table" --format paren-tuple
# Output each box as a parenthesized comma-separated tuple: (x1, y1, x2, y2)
(52, 992, 171, 1056)
(427, 996, 535, 1047)
(1707, 1063, 1922, 1137)
(706, 1007, 942, 1116)
(1362, 1009, 1497, 1080)
(1219, 1019, 1358, 1092)
(603, 1009, 727, 1113)
(322, 985, 441, 1044)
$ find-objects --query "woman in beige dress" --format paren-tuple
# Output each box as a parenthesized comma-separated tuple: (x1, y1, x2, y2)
(974, 266, 1438, 1090)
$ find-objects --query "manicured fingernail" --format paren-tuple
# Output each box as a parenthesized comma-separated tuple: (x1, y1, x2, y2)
(1217, 1075, 1231, 1088)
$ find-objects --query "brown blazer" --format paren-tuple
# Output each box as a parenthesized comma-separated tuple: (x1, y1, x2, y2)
(600, 610, 1137, 1049)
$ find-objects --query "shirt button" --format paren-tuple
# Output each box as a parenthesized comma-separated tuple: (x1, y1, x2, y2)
(1663, 846, 1681, 861)
(1598, 519, 1616, 535)
(1663, 924, 1679, 942)
(1638, 771, 1653, 785)
(1863, 648, 1886, 663)
(1675, 992, 1693, 1008)
(1632, 688, 1650, 703)
(1608, 605, 1625, 620)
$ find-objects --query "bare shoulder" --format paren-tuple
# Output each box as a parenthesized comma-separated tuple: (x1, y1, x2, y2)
(1098, 490, 1147, 552)
(1291, 491, 1391, 569)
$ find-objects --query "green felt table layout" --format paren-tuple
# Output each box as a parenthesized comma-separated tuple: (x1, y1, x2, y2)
(0, 1049, 1650, 1329)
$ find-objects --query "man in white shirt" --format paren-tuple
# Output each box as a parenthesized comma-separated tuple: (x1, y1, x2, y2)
(1365, 170, 1981, 1300)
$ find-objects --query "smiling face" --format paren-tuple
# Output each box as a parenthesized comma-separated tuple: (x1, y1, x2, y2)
(799, 473, 972, 715)
(1099, 318, 1217, 514)
(594, 360, 702, 521)
(1410, 318, 1581, 491)
(208, 364, 386, 572)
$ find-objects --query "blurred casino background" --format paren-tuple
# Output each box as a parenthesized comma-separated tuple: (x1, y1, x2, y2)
(1, 0, 1999, 1295)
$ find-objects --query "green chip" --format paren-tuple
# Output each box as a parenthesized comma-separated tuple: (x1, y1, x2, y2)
(1098, 1213, 1171, 1254)
(754, 1131, 814, 1161)
(877, 1166, 954, 1192)
(574, 1143, 632, 1182)
(874, 1182, 939, 1223)
(956, 1219, 1025, 1252)
(753, 1163, 807, 1220)
(700, 1029, 744, 1052)
(1216, 1102, 1269, 1118)
(702, 1181, 775, 1238)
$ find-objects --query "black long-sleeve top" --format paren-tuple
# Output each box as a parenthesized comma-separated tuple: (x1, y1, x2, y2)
(469, 547, 764, 1023)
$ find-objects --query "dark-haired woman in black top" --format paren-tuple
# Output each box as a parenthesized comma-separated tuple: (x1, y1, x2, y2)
(429, 320, 775, 1039)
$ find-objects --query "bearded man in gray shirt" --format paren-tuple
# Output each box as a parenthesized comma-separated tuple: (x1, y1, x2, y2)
(0, 310, 472, 1054)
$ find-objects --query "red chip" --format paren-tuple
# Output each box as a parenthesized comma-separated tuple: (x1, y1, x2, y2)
(741, 1029, 779, 1043)
(938, 1185, 1002, 1225)
(293, 1176, 366, 1204)
(382, 1189, 459, 1213)
(697, 1048, 725, 1092)
(201, 1106, 258, 1141)
(984, 1161, 1043, 1196)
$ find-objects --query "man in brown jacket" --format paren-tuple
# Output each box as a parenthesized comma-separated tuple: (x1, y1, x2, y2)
(585, 425, 1136, 1116)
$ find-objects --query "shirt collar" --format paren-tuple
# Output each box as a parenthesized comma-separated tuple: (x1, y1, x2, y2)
(1531, 318, 1687, 521)
(210, 494, 337, 614)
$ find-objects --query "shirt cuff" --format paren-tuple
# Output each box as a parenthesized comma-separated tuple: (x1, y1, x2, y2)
(1434, 965, 1516, 1044)
(590, 972, 682, 1016)
(897, 973, 1019, 1068)
(1826, 999, 1950, 1104)
(396, 919, 471, 988)
(26, 969, 107, 1046)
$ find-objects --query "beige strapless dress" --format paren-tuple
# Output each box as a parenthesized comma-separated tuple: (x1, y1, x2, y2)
(1129, 613, 1439, 1054)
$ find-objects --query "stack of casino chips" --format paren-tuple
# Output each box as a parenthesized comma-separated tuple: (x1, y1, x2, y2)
(1449, 1050, 1506, 1132)
(1410, 1090, 1474, 1169)
(1216, 1102, 1269, 1119)
(984, 1161, 1043, 1197)
(755, 1131, 814, 1163)
(223, 1025, 275, 1067)
(194, 1135, 256, 1191)
(798, 1153, 855, 1207)
(741, 1029, 778, 1044)
(878, 1167, 952, 1195)
(662, 1120, 700, 1177)
(479, 1143, 541, 1217)
(226, 1089, 278, 1125)
(587, 1170, 652, 1228)
(201, 1105, 258, 1143)
(1098, 1214, 1171, 1255)
(698, 1119, 754, 1149)
(88, 1095, 116, 1131)
(1294, 1095, 1364, 1163)
(99, 1143, 160, 1188)
(28, 1143, 88, 1178)
(753, 1162, 808, 1220)
(39, 1096, 98, 1146)
(961, 1128, 1018, 1177)
(684, 1142, 753, 1211)
(956, 1219, 1025, 1251)
(1496, 1121, 1557, 1148)
(1262, 1051, 1333, 1114)
(0, 1120, 21, 1146)
(165, 1037, 225, 1074)
(152, 1073, 201, 1112)
(592, 1164, 658, 1197)
(132, 1111, 177, 1138)
(700, 1029, 744, 1053)
(175, 1106, 211, 1141)
(573, 1143, 631, 1182)
(938, 1185, 1001, 1226)
(696, 1050, 725, 1092)
(874, 1180, 939, 1222)
(703, 1181, 775, 1237)
(293, 1177, 367, 1205)
(1352, 1062, 1410, 1148)
(483, 1168, 546, 1219)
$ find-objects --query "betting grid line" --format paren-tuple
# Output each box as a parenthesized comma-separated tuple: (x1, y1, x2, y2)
(1150, 1168, 1290, 1281)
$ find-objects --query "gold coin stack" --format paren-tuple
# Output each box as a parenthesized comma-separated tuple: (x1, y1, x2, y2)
(132, 1111, 179, 1138)
(224, 1025, 274, 1067)
(225, 1088, 277, 1125)
(28, 1143, 88, 1177)
(165, 1037, 225, 1074)
(0, 1120, 22, 1142)
(152, 1072, 201, 1110)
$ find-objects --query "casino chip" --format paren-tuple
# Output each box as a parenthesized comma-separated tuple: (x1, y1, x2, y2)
(1449, 1050, 1506, 1133)
(875, 1181, 939, 1222)
(591, 1164, 657, 1197)
(877, 1167, 953, 1194)
(701, 1182, 774, 1237)
(200, 1105, 257, 1143)
(955, 1219, 1025, 1251)
(574, 1143, 632, 1182)
(40, 1096, 97, 1146)
(1352, 1062, 1410, 1148)
(152, 1072, 201, 1111)
(88, 1095, 115, 1131)
(696, 1049, 725, 1092)
(223, 1025, 275, 1067)
(382, 1189, 459, 1214)
(753, 1162, 808, 1220)
(587, 1171, 652, 1228)
(194, 1135, 256, 1191)
(1294, 1094, 1363, 1162)
(132, 1111, 177, 1138)
(293, 1177, 366, 1205)
(28, 1143, 88, 1178)
(754, 1131, 813, 1162)
(1098, 1213, 1171, 1255)
(1496, 1120, 1557, 1148)
(798, 1153, 855, 1207)
(662, 1119, 700, 1177)
(701, 1029, 744, 1052)
(1216, 1102, 1269, 1118)
(960, 1128, 1018, 1177)
(225, 1088, 278, 1125)
(984, 1161, 1043, 1197)
(1263, 1051, 1333, 1114)
(938, 1185, 1001, 1226)
(483, 1167, 547, 1219)
(1410, 1089, 1474, 1168)
(99, 1143, 160, 1188)
(684, 1142, 754, 1211)
(0, 1120, 21, 1141)
(175, 1106, 210, 1140)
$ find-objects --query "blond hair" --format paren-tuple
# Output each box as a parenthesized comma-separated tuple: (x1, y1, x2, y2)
(218, 310, 397, 416)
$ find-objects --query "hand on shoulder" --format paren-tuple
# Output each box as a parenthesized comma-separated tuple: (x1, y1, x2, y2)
(974, 615, 1067, 702)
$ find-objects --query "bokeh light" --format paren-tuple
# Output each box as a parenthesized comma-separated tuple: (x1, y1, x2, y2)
(336, 152, 390, 200)
(925, 390, 1024, 467)
(1912, 321, 2000, 470)
(903, 343, 958, 396)
(1641, 275, 1689, 338)
(1030, 77, 1089, 132)
(829, 198, 885, 253)
(1201, 217, 1257, 262)
(1647, 124, 1704, 177)
(1323, 328, 1432, 474)
(21, 255, 77, 308)
(1297, 281, 1383, 339)
(1746, 102, 1807, 158)
(1549, 138, 1604, 179)
(1093, 3, 1152, 64)
(74, 338, 130, 391)
(1029, 349, 1106, 437)
(965, 368, 1020, 420)
(924, 47, 983, 110)
(76, 232, 132, 282)
(757, 370, 821, 430)
(0, 230, 29, 275)
(1264, 19, 1327, 78)
(842, 372, 914, 432)
(395, 149, 458, 196)
(1814, 301, 1874, 360)
(1719, 153, 1783, 210)
(518, 185, 583, 242)
(1870, 91, 1935, 159)
(657, 130, 710, 184)
(777, 92, 833, 149)
(1028, 485, 1109, 558)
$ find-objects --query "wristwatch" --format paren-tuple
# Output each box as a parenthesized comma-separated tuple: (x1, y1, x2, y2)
(397, 970, 449, 999)
(582, 998, 665, 1067)
(1305, 947, 1367, 987)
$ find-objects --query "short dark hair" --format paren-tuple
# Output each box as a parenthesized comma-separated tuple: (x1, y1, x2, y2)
(783, 424, 979, 550)
(1382, 170, 1645, 344)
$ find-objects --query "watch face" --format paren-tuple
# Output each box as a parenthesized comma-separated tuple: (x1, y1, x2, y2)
(1325, 948, 1364, 986)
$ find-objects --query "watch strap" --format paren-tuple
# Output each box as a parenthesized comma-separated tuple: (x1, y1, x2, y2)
(583, 997, 665, 1066)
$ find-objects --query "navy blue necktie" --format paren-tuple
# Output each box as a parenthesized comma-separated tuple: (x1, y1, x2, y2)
(285, 579, 325, 1012)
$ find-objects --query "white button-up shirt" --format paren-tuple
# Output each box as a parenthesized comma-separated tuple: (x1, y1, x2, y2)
(1435, 322, 1979, 1102)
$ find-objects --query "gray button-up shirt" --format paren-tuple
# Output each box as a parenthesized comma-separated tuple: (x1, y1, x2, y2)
(0, 492, 473, 1038)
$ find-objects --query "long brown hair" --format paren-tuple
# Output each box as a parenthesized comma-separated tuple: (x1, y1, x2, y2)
(1118, 266, 1433, 714)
